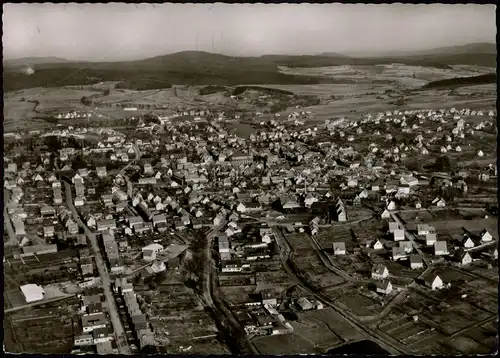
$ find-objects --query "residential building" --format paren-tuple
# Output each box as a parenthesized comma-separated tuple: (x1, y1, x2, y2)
(434, 241, 448, 256)
(333, 242, 346, 255)
(372, 264, 389, 280)
(409, 255, 423, 269)
(376, 280, 393, 295)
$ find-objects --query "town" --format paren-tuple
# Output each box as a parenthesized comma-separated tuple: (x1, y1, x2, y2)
(3, 103, 497, 355)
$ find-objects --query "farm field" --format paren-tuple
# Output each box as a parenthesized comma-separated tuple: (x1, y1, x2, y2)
(4, 297, 81, 354)
(252, 332, 318, 355)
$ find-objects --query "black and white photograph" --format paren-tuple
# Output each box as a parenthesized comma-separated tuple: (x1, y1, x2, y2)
(2, 3, 497, 355)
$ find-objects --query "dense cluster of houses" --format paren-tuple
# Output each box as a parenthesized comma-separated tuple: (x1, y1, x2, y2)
(3, 101, 497, 351)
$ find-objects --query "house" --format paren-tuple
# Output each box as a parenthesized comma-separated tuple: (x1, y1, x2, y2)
(409, 255, 423, 269)
(43, 225, 55, 238)
(13, 219, 26, 236)
(388, 222, 400, 233)
(96, 219, 116, 232)
(387, 201, 397, 211)
(371, 264, 389, 280)
(142, 243, 163, 254)
(432, 197, 446, 207)
(417, 224, 434, 236)
(393, 229, 405, 241)
(454, 251, 472, 266)
(74, 334, 94, 347)
(372, 240, 384, 250)
(399, 241, 413, 253)
(480, 230, 493, 243)
(392, 247, 407, 261)
(143, 250, 156, 262)
(424, 274, 444, 290)
(463, 236, 475, 249)
(381, 209, 391, 219)
(236, 203, 246, 213)
(296, 297, 314, 311)
(426, 233, 437, 246)
(96, 167, 107, 178)
(376, 280, 393, 295)
(82, 313, 107, 333)
(74, 196, 85, 207)
(333, 242, 346, 255)
(152, 214, 167, 227)
(20, 284, 45, 303)
(93, 327, 114, 345)
(434, 241, 448, 256)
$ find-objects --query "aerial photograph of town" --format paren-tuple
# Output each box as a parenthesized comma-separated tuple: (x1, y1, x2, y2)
(2, 3, 497, 355)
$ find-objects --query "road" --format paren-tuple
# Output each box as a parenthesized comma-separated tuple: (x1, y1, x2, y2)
(270, 225, 408, 355)
(5, 294, 76, 313)
(64, 181, 131, 355)
(202, 221, 259, 354)
(3, 190, 18, 247)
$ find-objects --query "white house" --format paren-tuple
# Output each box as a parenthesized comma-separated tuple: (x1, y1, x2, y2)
(418, 224, 434, 236)
(236, 203, 246, 213)
(432, 197, 446, 207)
(463, 236, 475, 249)
(20, 284, 45, 303)
(425, 274, 444, 290)
(142, 243, 163, 254)
(456, 251, 472, 266)
(333, 242, 346, 255)
(434, 241, 448, 256)
(381, 209, 391, 219)
(376, 280, 393, 295)
(399, 241, 413, 253)
(388, 222, 400, 234)
(409, 255, 423, 269)
(387, 201, 397, 211)
(392, 247, 407, 261)
(480, 230, 493, 243)
(372, 240, 384, 250)
(372, 264, 389, 280)
(393, 229, 405, 241)
(426, 233, 437, 246)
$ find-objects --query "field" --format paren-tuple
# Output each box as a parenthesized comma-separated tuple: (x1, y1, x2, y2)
(252, 332, 318, 355)
(5, 63, 496, 132)
(285, 232, 345, 288)
(289, 312, 343, 351)
(4, 297, 81, 354)
(279, 64, 494, 89)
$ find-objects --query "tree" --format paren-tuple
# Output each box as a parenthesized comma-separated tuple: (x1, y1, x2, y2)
(434, 155, 453, 172)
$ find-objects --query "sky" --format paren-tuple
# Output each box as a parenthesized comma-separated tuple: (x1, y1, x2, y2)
(3, 3, 496, 61)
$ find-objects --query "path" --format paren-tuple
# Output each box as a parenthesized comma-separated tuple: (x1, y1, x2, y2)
(5, 294, 76, 314)
(3, 190, 18, 247)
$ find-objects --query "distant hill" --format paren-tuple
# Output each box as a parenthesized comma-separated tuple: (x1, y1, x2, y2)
(3, 56, 71, 68)
(423, 73, 496, 89)
(407, 43, 496, 56)
(3, 43, 496, 92)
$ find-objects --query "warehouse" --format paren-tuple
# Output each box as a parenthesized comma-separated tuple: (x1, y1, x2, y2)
(20, 283, 45, 303)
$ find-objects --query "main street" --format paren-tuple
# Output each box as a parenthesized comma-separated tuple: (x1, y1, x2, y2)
(202, 221, 259, 354)
(64, 181, 131, 354)
(3, 190, 19, 247)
